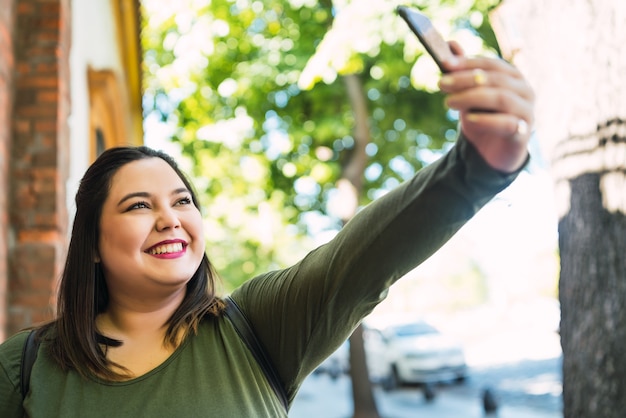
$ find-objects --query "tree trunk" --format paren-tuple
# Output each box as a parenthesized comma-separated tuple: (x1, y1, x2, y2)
(349, 324, 380, 418)
(341, 73, 380, 418)
(491, 1, 626, 416)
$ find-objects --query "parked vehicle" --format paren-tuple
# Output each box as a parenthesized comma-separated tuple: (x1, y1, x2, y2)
(314, 318, 467, 390)
(364, 320, 467, 390)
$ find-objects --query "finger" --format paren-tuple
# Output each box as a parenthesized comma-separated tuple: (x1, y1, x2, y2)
(446, 88, 534, 122)
(462, 111, 532, 142)
(447, 40, 464, 57)
(453, 55, 523, 79)
(440, 69, 535, 102)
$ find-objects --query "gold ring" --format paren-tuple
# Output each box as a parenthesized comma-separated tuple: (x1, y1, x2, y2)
(472, 69, 487, 87)
(516, 119, 529, 136)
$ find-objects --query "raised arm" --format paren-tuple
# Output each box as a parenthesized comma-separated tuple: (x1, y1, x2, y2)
(231, 52, 534, 403)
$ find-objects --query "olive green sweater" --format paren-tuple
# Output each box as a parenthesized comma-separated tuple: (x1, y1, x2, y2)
(0, 137, 522, 417)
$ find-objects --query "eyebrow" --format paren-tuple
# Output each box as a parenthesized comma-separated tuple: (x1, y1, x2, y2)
(116, 188, 190, 207)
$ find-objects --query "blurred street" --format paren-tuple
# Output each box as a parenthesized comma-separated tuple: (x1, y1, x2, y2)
(290, 327, 563, 418)
(290, 361, 561, 418)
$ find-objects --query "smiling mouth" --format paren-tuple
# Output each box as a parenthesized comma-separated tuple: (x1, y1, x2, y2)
(148, 242, 185, 255)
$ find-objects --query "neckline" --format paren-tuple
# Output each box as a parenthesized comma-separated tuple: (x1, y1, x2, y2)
(90, 334, 191, 386)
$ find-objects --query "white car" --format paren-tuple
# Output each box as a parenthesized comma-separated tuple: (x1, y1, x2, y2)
(364, 321, 467, 390)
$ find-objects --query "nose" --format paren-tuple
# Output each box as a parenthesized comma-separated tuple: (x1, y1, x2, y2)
(155, 207, 181, 232)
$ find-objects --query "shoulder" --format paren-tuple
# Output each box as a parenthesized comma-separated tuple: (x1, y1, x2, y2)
(0, 331, 31, 370)
(0, 331, 31, 392)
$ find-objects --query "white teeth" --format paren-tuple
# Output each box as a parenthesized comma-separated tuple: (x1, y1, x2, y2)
(149, 242, 184, 255)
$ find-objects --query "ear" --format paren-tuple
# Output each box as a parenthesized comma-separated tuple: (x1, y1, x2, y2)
(94, 252, 101, 263)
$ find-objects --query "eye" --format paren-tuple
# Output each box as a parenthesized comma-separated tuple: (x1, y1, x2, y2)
(126, 201, 150, 211)
(175, 196, 193, 206)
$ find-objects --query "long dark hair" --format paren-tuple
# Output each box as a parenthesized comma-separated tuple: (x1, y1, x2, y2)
(42, 146, 223, 380)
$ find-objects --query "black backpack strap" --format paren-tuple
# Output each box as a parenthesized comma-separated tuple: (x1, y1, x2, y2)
(20, 330, 40, 399)
(223, 296, 288, 411)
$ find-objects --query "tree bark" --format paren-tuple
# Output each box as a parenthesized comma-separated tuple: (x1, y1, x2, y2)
(349, 324, 381, 418)
(342, 73, 381, 418)
(491, 1, 626, 416)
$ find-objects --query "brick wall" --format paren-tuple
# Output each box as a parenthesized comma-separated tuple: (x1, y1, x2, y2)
(7, 0, 71, 338)
(0, 0, 15, 342)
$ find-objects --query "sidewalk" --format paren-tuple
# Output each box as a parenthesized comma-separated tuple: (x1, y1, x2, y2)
(289, 374, 562, 418)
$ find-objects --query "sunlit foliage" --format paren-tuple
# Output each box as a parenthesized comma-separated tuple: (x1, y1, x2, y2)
(142, 0, 500, 288)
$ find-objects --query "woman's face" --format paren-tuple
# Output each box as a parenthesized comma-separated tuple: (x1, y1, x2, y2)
(97, 157, 205, 302)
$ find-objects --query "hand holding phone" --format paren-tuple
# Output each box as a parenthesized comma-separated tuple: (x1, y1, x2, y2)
(396, 6, 456, 73)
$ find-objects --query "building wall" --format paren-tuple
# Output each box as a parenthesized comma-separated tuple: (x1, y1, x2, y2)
(0, 0, 15, 342)
(8, 0, 72, 337)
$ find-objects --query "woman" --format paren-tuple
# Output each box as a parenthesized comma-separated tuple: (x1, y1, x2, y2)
(0, 50, 533, 416)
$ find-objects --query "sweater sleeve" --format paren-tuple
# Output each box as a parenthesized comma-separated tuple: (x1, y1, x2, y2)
(230, 135, 525, 403)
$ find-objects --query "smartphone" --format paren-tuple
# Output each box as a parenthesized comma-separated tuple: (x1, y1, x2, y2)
(396, 6, 455, 73)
